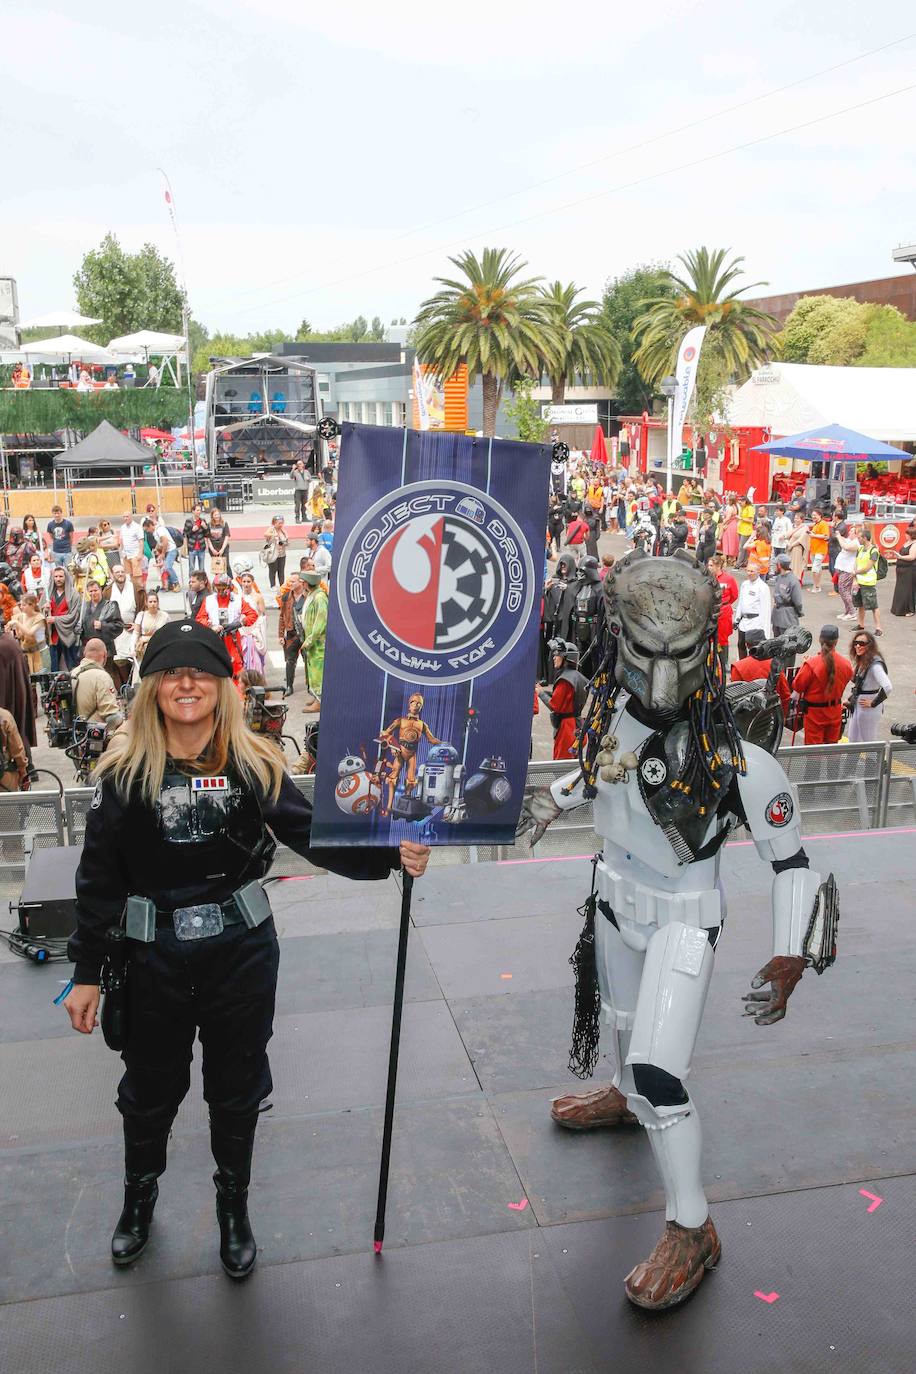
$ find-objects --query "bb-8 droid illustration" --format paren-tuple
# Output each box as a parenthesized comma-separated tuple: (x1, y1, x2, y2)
(334, 754, 381, 816)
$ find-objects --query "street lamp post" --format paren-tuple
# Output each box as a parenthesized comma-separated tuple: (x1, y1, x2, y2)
(660, 375, 677, 495)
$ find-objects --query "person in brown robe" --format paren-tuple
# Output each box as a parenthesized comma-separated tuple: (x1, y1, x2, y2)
(0, 623, 37, 758)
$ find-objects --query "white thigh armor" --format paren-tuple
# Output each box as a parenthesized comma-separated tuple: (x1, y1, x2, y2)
(627, 922, 715, 1081)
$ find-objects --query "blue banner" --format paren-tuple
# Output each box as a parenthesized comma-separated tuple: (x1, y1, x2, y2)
(311, 423, 551, 847)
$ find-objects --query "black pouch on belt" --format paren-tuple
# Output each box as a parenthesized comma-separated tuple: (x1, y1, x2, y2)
(100, 924, 129, 1051)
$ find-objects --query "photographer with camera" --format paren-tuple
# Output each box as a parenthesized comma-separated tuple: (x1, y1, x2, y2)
(62, 619, 429, 1278)
(72, 638, 124, 730)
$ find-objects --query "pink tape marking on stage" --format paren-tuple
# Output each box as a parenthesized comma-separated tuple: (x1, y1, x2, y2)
(859, 1188, 883, 1212)
(507, 1199, 528, 1211)
(497, 826, 916, 866)
(754, 1290, 779, 1303)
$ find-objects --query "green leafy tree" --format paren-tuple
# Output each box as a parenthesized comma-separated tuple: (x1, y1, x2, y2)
(73, 233, 186, 343)
(295, 318, 313, 340)
(414, 246, 561, 437)
(778, 295, 869, 365)
(504, 377, 549, 442)
(601, 264, 675, 414)
(539, 281, 621, 405)
(856, 305, 916, 367)
(632, 246, 776, 388)
(369, 315, 385, 341)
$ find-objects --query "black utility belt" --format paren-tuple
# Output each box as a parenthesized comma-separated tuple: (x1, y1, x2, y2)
(124, 880, 272, 944)
(802, 699, 841, 708)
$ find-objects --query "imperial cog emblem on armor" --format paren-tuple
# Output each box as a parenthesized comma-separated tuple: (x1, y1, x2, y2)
(337, 481, 535, 685)
(765, 792, 794, 827)
(640, 756, 668, 787)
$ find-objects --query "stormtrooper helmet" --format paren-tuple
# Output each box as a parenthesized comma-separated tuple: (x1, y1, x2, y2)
(602, 550, 720, 713)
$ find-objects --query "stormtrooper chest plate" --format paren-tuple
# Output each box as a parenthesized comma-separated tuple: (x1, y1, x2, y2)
(590, 709, 727, 882)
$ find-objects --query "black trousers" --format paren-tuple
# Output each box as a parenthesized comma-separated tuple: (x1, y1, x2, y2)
(294, 490, 307, 523)
(268, 557, 286, 587)
(283, 635, 302, 691)
(117, 918, 279, 1138)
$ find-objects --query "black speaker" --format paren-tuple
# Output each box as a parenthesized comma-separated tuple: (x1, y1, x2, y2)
(16, 845, 81, 939)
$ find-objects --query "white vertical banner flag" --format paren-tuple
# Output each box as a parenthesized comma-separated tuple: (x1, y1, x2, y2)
(413, 357, 431, 431)
(670, 325, 707, 464)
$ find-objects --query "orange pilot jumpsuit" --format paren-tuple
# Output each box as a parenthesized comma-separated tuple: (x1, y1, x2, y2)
(548, 679, 578, 760)
(790, 652, 854, 744)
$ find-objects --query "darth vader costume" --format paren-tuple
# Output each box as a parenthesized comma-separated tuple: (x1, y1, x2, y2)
(519, 551, 838, 1311)
(540, 552, 579, 681)
(571, 555, 603, 672)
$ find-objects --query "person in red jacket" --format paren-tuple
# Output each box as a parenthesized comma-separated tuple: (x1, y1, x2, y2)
(708, 555, 738, 675)
(564, 511, 590, 555)
(729, 627, 790, 715)
(788, 624, 853, 744)
(196, 572, 258, 681)
(536, 640, 588, 760)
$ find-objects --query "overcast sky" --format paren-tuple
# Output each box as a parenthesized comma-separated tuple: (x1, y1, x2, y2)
(2, 1, 914, 336)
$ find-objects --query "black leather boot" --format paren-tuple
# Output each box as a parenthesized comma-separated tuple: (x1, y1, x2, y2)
(111, 1130, 168, 1267)
(211, 1113, 258, 1280)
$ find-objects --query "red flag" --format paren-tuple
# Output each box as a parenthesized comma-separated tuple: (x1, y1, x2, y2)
(590, 424, 608, 466)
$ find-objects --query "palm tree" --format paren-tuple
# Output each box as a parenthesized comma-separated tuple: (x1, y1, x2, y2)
(632, 246, 777, 387)
(539, 281, 621, 405)
(413, 247, 562, 437)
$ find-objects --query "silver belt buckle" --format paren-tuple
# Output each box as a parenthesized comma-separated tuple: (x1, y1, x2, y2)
(172, 903, 224, 941)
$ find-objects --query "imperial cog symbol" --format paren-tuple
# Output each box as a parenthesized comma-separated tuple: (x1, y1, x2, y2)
(641, 756, 668, 787)
(338, 480, 536, 685)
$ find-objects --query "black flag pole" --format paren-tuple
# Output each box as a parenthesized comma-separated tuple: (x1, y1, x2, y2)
(373, 871, 414, 1254)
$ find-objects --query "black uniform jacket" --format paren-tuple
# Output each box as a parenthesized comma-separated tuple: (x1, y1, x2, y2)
(69, 767, 398, 983)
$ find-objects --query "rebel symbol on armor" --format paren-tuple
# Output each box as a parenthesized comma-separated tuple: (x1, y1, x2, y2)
(765, 792, 794, 827)
(640, 756, 668, 787)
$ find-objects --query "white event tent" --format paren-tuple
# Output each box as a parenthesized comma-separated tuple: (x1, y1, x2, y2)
(728, 363, 916, 443)
(107, 330, 188, 385)
(17, 310, 102, 330)
(19, 333, 115, 364)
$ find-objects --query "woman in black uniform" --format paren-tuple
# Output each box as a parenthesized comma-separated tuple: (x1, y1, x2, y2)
(63, 619, 429, 1278)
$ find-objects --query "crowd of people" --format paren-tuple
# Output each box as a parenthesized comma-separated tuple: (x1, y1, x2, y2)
(0, 464, 339, 787)
(0, 448, 910, 784)
(537, 456, 907, 759)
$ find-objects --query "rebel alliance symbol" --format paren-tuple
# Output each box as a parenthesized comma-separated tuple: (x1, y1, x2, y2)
(766, 792, 794, 827)
(371, 513, 501, 653)
(640, 756, 668, 787)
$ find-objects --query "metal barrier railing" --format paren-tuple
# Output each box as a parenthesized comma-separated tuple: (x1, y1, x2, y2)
(0, 791, 65, 883)
(0, 743, 910, 885)
(881, 741, 916, 828)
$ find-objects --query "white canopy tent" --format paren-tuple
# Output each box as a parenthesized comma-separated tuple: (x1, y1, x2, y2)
(19, 333, 115, 364)
(728, 363, 916, 443)
(107, 330, 188, 386)
(17, 309, 102, 330)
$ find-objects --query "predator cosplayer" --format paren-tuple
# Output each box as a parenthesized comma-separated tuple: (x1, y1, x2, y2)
(518, 550, 838, 1312)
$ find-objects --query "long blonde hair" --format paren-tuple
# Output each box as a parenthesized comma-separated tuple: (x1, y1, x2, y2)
(96, 673, 285, 807)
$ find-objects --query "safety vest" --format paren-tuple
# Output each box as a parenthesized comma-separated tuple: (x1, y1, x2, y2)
(855, 546, 877, 586)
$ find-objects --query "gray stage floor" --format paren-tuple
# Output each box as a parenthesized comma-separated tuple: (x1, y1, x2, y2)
(1, 830, 914, 1373)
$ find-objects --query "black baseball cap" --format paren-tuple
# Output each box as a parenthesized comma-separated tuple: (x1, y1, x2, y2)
(139, 619, 233, 679)
(819, 624, 839, 643)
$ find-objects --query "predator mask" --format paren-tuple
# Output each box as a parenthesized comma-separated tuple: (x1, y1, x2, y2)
(603, 549, 720, 713)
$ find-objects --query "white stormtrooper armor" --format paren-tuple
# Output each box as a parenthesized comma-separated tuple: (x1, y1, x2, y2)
(547, 713, 822, 1229)
(520, 550, 837, 1310)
